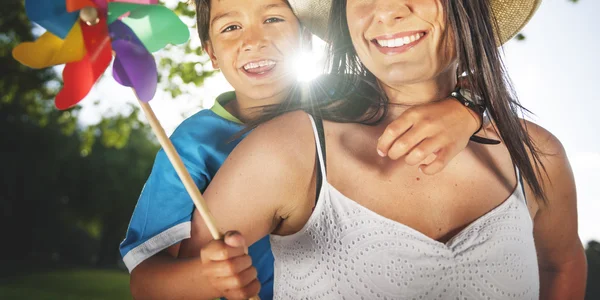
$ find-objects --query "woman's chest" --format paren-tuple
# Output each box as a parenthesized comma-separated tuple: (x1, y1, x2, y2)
(324, 137, 529, 242)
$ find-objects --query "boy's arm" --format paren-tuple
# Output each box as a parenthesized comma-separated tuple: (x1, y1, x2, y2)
(377, 97, 481, 174)
(130, 252, 223, 300)
(121, 125, 217, 299)
(119, 146, 206, 272)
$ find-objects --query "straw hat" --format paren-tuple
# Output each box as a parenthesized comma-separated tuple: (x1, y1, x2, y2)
(288, 0, 541, 45)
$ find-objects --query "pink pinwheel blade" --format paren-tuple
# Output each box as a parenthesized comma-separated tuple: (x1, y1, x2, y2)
(56, 19, 113, 110)
(109, 21, 157, 102)
(91, 0, 108, 14)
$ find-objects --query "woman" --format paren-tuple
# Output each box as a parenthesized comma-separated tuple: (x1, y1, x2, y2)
(184, 0, 587, 299)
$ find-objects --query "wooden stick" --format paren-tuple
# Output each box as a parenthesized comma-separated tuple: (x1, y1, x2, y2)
(139, 100, 222, 240)
(138, 100, 260, 300)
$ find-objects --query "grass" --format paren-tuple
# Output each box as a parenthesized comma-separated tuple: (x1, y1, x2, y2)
(0, 268, 132, 300)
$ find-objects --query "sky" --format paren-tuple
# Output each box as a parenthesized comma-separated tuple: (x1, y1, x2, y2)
(75, 0, 599, 244)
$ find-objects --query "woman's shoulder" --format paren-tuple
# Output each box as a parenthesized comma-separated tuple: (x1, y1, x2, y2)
(231, 110, 319, 169)
(519, 119, 566, 158)
(483, 118, 565, 156)
(516, 119, 573, 208)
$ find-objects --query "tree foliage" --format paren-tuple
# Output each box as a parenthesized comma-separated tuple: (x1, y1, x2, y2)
(0, 0, 159, 266)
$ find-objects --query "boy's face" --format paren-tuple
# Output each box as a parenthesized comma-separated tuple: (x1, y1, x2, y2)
(206, 0, 302, 102)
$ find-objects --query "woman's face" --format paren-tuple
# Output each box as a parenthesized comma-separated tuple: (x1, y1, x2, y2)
(346, 0, 457, 88)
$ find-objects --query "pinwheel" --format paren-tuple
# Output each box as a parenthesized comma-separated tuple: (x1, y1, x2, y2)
(13, 4, 255, 296)
(13, 0, 189, 109)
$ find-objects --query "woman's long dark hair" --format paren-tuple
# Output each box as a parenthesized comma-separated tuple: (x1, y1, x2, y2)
(246, 0, 548, 203)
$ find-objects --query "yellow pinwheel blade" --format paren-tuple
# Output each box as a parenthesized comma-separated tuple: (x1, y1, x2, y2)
(12, 22, 86, 69)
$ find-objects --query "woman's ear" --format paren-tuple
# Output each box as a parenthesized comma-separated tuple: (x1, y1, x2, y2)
(204, 42, 219, 69)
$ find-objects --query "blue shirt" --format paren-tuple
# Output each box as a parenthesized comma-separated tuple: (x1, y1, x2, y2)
(119, 92, 274, 299)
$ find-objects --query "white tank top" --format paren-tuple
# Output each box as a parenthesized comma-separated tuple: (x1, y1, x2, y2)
(269, 114, 539, 299)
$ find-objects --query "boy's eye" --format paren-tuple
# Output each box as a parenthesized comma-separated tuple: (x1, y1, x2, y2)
(222, 25, 241, 33)
(265, 17, 284, 24)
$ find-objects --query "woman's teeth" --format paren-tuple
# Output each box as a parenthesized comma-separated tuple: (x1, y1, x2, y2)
(376, 32, 425, 48)
(243, 60, 276, 71)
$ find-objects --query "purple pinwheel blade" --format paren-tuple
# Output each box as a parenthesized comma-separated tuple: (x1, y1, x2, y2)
(109, 20, 158, 102)
(112, 58, 132, 87)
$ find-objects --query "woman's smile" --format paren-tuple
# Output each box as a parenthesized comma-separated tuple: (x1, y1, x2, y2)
(370, 30, 428, 55)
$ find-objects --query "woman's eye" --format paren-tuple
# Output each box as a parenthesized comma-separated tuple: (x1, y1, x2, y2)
(265, 17, 284, 24)
(222, 25, 241, 33)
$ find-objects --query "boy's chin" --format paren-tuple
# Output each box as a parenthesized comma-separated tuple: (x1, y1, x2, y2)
(244, 88, 288, 102)
(236, 81, 295, 103)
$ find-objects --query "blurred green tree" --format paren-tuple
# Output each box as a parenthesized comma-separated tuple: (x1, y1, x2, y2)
(0, 0, 159, 266)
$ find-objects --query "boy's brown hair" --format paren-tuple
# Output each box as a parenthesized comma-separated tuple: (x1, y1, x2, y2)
(192, 0, 211, 46)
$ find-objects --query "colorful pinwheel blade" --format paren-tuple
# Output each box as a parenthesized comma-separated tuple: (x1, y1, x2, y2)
(91, 0, 108, 14)
(109, 2, 190, 52)
(12, 23, 86, 69)
(106, 3, 138, 24)
(113, 0, 159, 4)
(105, 2, 162, 24)
(110, 21, 158, 102)
(56, 19, 113, 110)
(66, 0, 97, 12)
(25, 0, 79, 39)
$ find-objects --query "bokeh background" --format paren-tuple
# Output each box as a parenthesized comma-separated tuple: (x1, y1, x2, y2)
(1, 0, 598, 298)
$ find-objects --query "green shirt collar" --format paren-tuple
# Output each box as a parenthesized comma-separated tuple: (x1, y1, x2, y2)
(210, 91, 243, 125)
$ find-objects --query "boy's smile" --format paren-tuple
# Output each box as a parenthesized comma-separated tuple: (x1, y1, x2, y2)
(241, 59, 277, 78)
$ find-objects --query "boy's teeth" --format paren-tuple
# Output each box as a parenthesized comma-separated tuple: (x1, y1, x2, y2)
(376, 33, 424, 48)
(243, 60, 275, 70)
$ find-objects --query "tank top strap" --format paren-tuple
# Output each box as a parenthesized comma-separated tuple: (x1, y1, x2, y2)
(307, 114, 327, 182)
(515, 165, 528, 206)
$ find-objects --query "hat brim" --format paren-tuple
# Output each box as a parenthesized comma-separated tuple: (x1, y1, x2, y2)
(290, 0, 541, 45)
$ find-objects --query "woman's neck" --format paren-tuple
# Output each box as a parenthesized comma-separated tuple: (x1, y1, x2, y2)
(379, 73, 457, 121)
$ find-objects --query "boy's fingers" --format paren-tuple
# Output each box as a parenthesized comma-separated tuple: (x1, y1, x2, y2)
(201, 239, 246, 262)
(419, 147, 456, 175)
(404, 138, 442, 166)
(213, 265, 258, 291)
(377, 119, 413, 156)
(224, 231, 247, 249)
(386, 124, 431, 160)
(224, 279, 261, 300)
(203, 254, 253, 278)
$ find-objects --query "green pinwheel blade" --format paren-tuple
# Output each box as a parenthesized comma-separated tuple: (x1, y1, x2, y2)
(108, 2, 190, 53)
(107, 3, 140, 24)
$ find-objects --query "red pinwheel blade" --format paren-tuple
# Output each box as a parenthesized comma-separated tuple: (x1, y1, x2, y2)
(66, 0, 97, 12)
(56, 19, 113, 110)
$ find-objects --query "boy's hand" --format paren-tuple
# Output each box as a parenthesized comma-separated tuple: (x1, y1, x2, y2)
(377, 98, 480, 175)
(200, 231, 260, 300)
